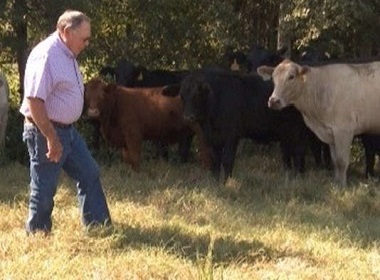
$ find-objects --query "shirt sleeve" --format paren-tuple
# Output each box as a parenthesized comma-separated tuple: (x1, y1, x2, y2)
(24, 53, 53, 102)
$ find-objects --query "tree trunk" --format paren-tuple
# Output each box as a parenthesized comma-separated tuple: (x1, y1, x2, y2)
(13, 0, 28, 104)
(277, 2, 292, 58)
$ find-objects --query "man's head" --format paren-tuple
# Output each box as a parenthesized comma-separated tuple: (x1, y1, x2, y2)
(57, 10, 91, 57)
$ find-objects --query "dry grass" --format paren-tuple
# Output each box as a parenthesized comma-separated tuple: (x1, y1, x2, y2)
(0, 143, 379, 280)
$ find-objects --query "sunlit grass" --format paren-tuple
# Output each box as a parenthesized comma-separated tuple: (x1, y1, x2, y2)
(0, 143, 379, 279)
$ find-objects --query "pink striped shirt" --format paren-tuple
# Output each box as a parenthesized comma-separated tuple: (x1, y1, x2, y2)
(20, 31, 84, 124)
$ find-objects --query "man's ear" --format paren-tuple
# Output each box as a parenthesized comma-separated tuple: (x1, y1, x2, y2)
(257, 66, 275, 81)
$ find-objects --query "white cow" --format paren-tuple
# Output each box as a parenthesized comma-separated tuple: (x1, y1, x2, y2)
(0, 72, 9, 147)
(258, 59, 380, 187)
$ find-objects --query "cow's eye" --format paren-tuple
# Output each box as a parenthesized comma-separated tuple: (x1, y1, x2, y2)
(288, 74, 295, 80)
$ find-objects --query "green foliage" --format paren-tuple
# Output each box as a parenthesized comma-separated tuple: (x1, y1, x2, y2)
(87, 0, 243, 70)
(1, 63, 20, 106)
(0, 64, 27, 166)
(281, 0, 380, 57)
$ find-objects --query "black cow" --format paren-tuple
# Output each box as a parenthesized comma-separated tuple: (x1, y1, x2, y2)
(247, 44, 332, 169)
(99, 65, 116, 80)
(224, 50, 248, 72)
(360, 134, 380, 178)
(163, 70, 316, 182)
(114, 59, 189, 87)
(298, 48, 331, 63)
(246, 44, 287, 73)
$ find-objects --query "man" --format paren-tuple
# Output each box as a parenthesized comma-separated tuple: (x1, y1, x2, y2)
(20, 10, 111, 234)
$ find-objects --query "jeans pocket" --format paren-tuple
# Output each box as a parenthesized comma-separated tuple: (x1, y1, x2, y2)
(23, 124, 38, 159)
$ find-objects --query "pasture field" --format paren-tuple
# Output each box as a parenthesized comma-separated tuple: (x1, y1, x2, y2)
(0, 142, 379, 280)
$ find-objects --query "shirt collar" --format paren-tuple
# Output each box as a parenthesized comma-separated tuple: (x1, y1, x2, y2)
(52, 31, 75, 59)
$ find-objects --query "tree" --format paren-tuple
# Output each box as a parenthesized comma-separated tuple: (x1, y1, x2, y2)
(278, 0, 380, 58)
(0, 0, 101, 103)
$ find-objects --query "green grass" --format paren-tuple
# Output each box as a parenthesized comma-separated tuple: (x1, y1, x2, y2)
(0, 143, 379, 280)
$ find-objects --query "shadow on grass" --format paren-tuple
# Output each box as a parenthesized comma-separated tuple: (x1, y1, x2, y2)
(106, 223, 279, 266)
(96, 154, 380, 249)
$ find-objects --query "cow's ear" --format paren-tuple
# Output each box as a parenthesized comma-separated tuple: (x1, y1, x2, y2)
(298, 66, 310, 82)
(299, 65, 310, 76)
(104, 83, 117, 94)
(162, 84, 181, 97)
(257, 66, 275, 81)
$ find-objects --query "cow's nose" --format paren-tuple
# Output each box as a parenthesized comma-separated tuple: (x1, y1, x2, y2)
(87, 108, 100, 117)
(268, 96, 282, 110)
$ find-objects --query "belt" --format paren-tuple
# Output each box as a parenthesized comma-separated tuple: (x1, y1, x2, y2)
(25, 116, 72, 129)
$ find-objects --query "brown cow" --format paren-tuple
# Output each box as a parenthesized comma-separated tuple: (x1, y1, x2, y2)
(84, 77, 210, 171)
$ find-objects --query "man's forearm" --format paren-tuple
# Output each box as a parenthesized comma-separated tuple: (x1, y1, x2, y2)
(27, 97, 57, 139)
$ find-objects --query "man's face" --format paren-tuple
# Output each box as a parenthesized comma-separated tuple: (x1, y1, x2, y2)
(66, 21, 91, 57)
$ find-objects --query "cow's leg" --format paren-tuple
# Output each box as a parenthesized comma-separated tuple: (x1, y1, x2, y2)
(308, 133, 323, 168)
(178, 131, 193, 162)
(294, 140, 306, 174)
(222, 138, 239, 182)
(364, 146, 375, 178)
(211, 144, 223, 180)
(158, 141, 169, 160)
(190, 124, 212, 169)
(90, 119, 101, 150)
(361, 135, 376, 178)
(322, 143, 332, 169)
(121, 147, 136, 171)
(122, 137, 142, 172)
(122, 147, 141, 172)
(330, 131, 353, 187)
(0, 109, 8, 146)
(279, 141, 292, 170)
(365, 148, 375, 178)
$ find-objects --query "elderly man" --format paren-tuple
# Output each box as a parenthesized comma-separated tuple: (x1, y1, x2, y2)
(19, 10, 112, 235)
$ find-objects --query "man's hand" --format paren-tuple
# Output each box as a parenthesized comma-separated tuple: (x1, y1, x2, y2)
(46, 134, 63, 162)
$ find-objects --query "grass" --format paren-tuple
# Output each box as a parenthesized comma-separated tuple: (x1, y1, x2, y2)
(0, 142, 379, 280)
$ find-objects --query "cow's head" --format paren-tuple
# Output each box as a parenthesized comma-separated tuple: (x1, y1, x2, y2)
(84, 77, 107, 118)
(257, 59, 309, 110)
(246, 44, 287, 73)
(163, 75, 210, 123)
(114, 59, 141, 86)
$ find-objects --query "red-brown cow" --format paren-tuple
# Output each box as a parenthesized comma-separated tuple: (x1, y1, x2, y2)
(84, 77, 210, 171)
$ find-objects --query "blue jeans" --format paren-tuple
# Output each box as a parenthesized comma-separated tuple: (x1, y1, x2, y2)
(23, 122, 111, 233)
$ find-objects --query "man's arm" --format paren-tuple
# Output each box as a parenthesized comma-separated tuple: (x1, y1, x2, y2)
(27, 97, 63, 162)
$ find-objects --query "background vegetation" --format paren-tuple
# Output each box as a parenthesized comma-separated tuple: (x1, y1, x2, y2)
(2, 0, 380, 164)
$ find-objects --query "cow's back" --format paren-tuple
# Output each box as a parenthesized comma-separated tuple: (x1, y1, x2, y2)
(115, 86, 188, 143)
(300, 62, 380, 136)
